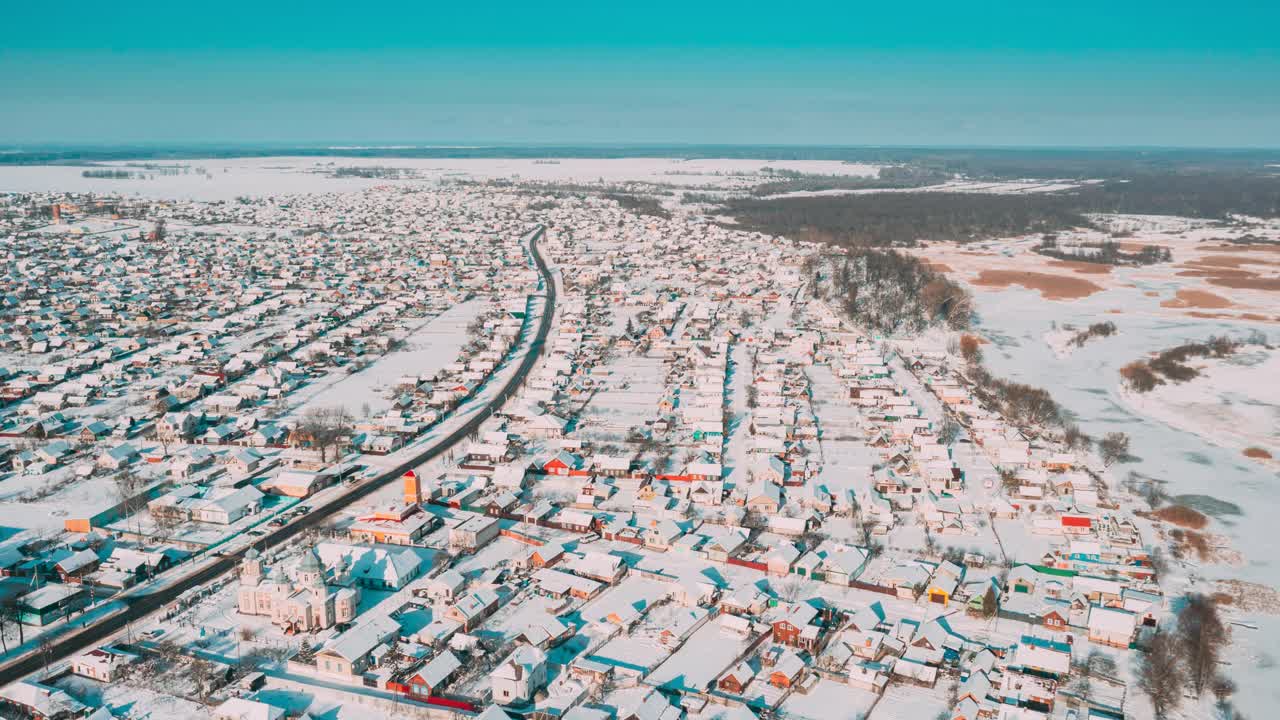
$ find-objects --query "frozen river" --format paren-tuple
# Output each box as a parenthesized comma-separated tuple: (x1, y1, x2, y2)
(973, 283, 1280, 716)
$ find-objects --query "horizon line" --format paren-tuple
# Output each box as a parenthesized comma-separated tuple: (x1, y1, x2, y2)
(4, 142, 1280, 154)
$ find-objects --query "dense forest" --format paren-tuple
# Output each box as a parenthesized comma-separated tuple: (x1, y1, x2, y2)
(726, 191, 1085, 247)
(808, 249, 974, 334)
(1078, 173, 1280, 218)
(602, 193, 670, 219)
(723, 173, 1280, 248)
(329, 166, 421, 179)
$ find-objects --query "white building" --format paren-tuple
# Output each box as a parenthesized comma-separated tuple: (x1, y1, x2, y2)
(236, 547, 359, 633)
(492, 643, 547, 705)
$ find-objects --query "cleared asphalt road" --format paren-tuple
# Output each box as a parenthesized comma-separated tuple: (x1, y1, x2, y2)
(0, 225, 553, 684)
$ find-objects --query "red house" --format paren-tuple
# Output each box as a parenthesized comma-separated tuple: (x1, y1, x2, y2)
(543, 451, 583, 476)
(1060, 514, 1092, 535)
(771, 602, 819, 647)
(1043, 608, 1069, 631)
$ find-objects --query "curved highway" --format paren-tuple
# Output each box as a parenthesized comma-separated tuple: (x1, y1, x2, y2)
(0, 224, 554, 684)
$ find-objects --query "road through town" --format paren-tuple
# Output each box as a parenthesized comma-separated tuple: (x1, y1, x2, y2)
(0, 224, 554, 684)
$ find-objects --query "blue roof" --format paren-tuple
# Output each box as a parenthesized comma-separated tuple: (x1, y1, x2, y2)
(1020, 634, 1072, 653)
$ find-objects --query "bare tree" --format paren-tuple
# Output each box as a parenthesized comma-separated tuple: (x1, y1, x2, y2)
(1142, 481, 1167, 510)
(1, 598, 24, 646)
(297, 406, 353, 463)
(189, 657, 225, 702)
(937, 418, 961, 445)
(151, 428, 172, 458)
(1099, 432, 1131, 467)
(1178, 594, 1226, 697)
(152, 511, 182, 544)
(1063, 423, 1092, 451)
(923, 528, 938, 557)
(114, 463, 148, 534)
(776, 577, 803, 602)
(1137, 631, 1184, 719)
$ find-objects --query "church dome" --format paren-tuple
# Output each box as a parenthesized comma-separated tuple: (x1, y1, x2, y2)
(298, 547, 324, 574)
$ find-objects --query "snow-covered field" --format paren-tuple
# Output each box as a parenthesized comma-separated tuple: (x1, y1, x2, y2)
(964, 280, 1280, 718)
(1119, 347, 1279, 463)
(0, 156, 881, 200)
(760, 178, 1094, 200)
(286, 299, 484, 417)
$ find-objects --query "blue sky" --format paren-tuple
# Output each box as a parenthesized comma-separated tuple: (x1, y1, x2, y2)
(3, 1, 1278, 147)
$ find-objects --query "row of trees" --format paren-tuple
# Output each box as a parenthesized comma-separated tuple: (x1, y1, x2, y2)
(1037, 237, 1172, 266)
(602, 193, 670, 219)
(81, 169, 144, 180)
(295, 406, 354, 462)
(1121, 334, 1252, 393)
(727, 190, 1086, 248)
(957, 333, 1131, 464)
(1138, 594, 1237, 719)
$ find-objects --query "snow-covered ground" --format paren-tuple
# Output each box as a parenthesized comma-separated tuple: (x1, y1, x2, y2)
(1119, 347, 1279, 464)
(0, 157, 881, 201)
(3, 157, 1277, 720)
(968, 282, 1280, 718)
(760, 178, 1093, 200)
(286, 299, 484, 417)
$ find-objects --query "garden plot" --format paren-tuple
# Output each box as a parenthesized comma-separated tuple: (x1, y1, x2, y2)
(255, 685, 436, 720)
(814, 439, 878, 497)
(871, 677, 954, 720)
(474, 592, 566, 644)
(645, 615, 758, 694)
(213, 303, 318, 357)
(449, 536, 530, 577)
(776, 676, 879, 720)
(53, 675, 214, 720)
(287, 299, 484, 416)
(577, 355, 667, 440)
(807, 365, 863, 437)
(0, 460, 161, 534)
(574, 575, 673, 629)
(589, 602, 704, 674)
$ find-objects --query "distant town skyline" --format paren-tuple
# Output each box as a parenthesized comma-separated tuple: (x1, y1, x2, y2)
(3, 1, 1279, 148)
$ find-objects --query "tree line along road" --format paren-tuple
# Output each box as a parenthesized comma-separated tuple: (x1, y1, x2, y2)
(0, 224, 554, 684)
